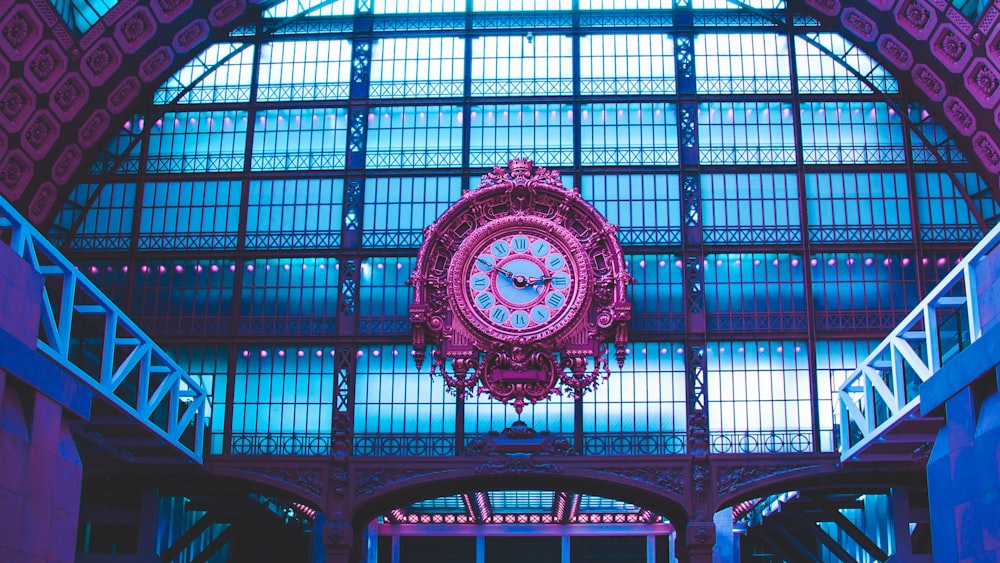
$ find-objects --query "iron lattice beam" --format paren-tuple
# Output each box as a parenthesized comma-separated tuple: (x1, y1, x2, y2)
(0, 196, 208, 463)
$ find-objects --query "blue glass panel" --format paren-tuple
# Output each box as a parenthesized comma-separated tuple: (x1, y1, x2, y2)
(251, 108, 348, 170)
(470, 104, 574, 167)
(247, 178, 344, 249)
(800, 102, 905, 164)
(707, 340, 813, 454)
(810, 252, 919, 332)
(922, 251, 969, 293)
(580, 34, 675, 95)
(78, 260, 132, 310)
(155, 44, 255, 105)
(471, 35, 573, 96)
(146, 111, 248, 173)
(702, 174, 800, 244)
(52, 183, 135, 251)
(705, 254, 807, 332)
(375, 0, 463, 13)
(232, 345, 339, 455)
(474, 0, 572, 10)
(908, 104, 967, 164)
(409, 495, 467, 514)
(627, 255, 684, 334)
(915, 172, 988, 242)
(696, 33, 790, 94)
(490, 491, 555, 514)
(354, 345, 456, 456)
(698, 102, 795, 165)
(815, 339, 877, 452)
(138, 180, 242, 250)
(130, 260, 236, 337)
(804, 173, 911, 243)
(48, 0, 115, 34)
(363, 177, 462, 247)
(795, 34, 898, 94)
(580, 0, 671, 8)
(358, 257, 415, 335)
(583, 343, 686, 455)
(371, 37, 465, 98)
(692, 0, 782, 9)
(582, 175, 681, 245)
(367, 106, 464, 168)
(581, 103, 679, 165)
(265, 0, 355, 16)
(88, 118, 144, 175)
(577, 495, 641, 513)
(239, 258, 340, 336)
(465, 385, 575, 438)
(257, 40, 352, 101)
(167, 346, 228, 455)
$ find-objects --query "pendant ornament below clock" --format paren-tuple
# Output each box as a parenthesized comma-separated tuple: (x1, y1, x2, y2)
(409, 159, 631, 413)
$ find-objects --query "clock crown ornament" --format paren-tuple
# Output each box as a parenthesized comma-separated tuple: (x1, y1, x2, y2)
(409, 159, 631, 413)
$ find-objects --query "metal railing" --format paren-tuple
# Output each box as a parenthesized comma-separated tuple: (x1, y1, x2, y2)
(0, 197, 208, 462)
(837, 221, 1000, 461)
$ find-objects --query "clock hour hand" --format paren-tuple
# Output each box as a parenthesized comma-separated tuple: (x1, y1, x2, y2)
(526, 274, 554, 285)
(477, 257, 515, 279)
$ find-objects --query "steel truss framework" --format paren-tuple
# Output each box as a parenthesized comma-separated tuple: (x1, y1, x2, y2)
(0, 196, 208, 462)
(838, 212, 1000, 462)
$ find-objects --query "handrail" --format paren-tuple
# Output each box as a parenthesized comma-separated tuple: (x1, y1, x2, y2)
(838, 220, 1000, 460)
(0, 196, 207, 463)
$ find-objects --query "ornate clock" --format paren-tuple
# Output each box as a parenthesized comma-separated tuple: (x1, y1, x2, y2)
(409, 159, 631, 413)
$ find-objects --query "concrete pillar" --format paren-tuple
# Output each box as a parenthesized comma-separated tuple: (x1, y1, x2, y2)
(322, 521, 353, 563)
(676, 521, 716, 563)
(0, 243, 91, 562)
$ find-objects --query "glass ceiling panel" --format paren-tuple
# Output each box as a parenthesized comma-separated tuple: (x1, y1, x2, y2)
(154, 44, 255, 105)
(410, 495, 467, 513)
(58, 1, 986, 464)
(265, 0, 354, 17)
(489, 491, 555, 513)
(795, 34, 898, 94)
(580, 0, 672, 8)
(474, 0, 573, 10)
(375, 0, 464, 13)
(692, 0, 784, 9)
(577, 495, 641, 513)
(49, 0, 116, 35)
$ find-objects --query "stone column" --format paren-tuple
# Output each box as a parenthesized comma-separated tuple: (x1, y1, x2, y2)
(0, 244, 92, 563)
(675, 520, 717, 563)
(322, 521, 354, 563)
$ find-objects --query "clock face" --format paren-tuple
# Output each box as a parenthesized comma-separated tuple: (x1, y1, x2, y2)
(452, 219, 589, 339)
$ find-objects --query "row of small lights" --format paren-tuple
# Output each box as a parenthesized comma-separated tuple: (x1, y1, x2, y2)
(81, 262, 408, 275)
(638, 256, 959, 268)
(237, 345, 803, 359)
(239, 348, 402, 358)
(126, 105, 890, 132)
(81, 256, 958, 276)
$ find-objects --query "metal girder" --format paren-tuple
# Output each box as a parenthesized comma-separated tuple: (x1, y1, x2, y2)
(774, 506, 856, 563)
(0, 197, 208, 463)
(810, 496, 889, 562)
(159, 512, 218, 563)
(770, 521, 823, 563)
(189, 522, 237, 563)
(838, 218, 1000, 462)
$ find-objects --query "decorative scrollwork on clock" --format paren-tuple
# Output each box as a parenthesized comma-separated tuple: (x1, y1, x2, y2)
(409, 158, 631, 413)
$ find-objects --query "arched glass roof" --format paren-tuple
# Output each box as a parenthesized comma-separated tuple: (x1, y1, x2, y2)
(52, 0, 993, 466)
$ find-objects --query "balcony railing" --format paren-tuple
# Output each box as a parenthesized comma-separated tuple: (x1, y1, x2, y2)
(838, 220, 1000, 461)
(0, 196, 208, 463)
